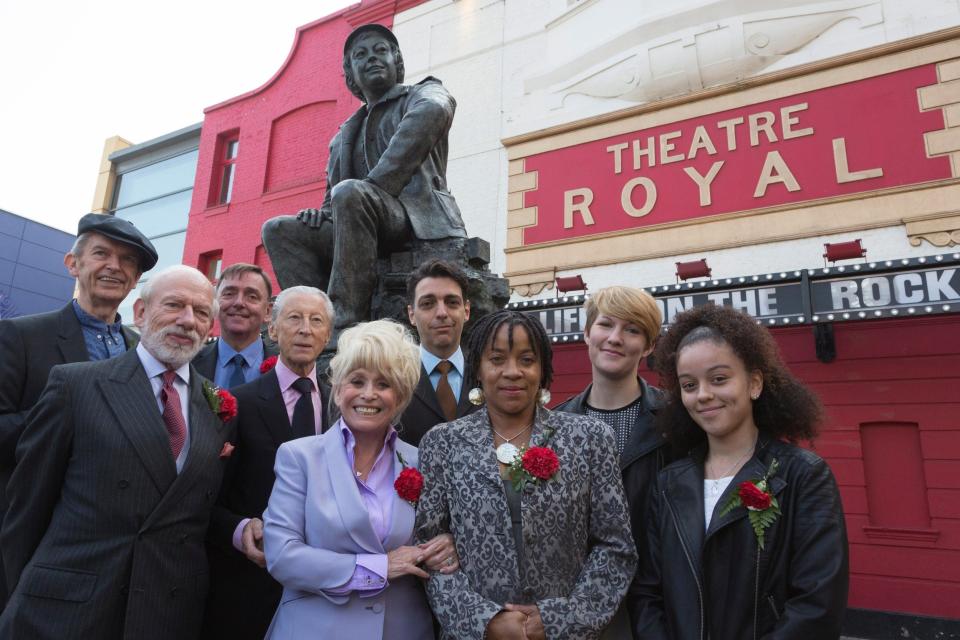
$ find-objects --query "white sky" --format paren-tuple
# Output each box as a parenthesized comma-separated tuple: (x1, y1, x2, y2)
(0, 0, 355, 234)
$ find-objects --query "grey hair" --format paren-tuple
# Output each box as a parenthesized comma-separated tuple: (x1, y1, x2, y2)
(272, 286, 335, 325)
(68, 232, 92, 258)
(139, 264, 219, 316)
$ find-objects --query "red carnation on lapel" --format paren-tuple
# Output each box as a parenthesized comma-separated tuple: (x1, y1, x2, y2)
(738, 480, 773, 511)
(521, 446, 560, 480)
(216, 389, 238, 422)
(260, 356, 278, 374)
(395, 467, 424, 505)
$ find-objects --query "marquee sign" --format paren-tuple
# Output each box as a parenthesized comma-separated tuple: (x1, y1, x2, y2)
(509, 253, 960, 342)
(519, 64, 952, 247)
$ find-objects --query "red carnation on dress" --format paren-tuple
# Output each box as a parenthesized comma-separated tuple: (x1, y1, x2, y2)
(216, 389, 238, 422)
(260, 355, 278, 373)
(395, 467, 424, 505)
(521, 447, 560, 480)
(738, 480, 773, 511)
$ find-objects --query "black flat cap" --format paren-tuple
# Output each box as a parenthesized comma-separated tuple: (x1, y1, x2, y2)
(77, 213, 158, 272)
(343, 23, 398, 56)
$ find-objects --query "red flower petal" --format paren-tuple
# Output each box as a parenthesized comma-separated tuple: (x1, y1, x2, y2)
(260, 356, 278, 374)
(521, 447, 560, 480)
(738, 480, 772, 510)
(395, 467, 424, 503)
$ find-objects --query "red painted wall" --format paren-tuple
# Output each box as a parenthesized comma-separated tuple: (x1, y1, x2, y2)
(181, 0, 429, 291)
(552, 315, 960, 619)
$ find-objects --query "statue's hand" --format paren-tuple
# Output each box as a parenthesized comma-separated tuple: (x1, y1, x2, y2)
(296, 208, 329, 228)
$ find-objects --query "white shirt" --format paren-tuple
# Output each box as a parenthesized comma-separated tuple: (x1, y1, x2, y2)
(704, 476, 734, 531)
(137, 343, 192, 473)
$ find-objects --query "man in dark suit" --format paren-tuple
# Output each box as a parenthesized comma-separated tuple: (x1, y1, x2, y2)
(0, 265, 232, 639)
(203, 285, 333, 639)
(399, 260, 477, 446)
(0, 212, 157, 608)
(192, 263, 278, 388)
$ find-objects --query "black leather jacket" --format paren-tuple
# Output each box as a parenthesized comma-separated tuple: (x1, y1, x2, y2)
(628, 437, 849, 640)
(555, 377, 669, 556)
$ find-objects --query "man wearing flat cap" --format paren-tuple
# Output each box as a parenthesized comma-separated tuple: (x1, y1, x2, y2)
(0, 212, 157, 608)
(262, 23, 467, 341)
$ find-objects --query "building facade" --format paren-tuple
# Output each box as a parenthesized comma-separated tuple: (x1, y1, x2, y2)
(91, 123, 201, 321)
(179, 0, 960, 631)
(0, 208, 75, 318)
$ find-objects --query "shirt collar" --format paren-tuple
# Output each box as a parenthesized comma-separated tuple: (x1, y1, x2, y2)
(420, 345, 464, 375)
(216, 337, 264, 367)
(275, 357, 317, 393)
(72, 299, 122, 331)
(136, 342, 191, 385)
(337, 417, 399, 451)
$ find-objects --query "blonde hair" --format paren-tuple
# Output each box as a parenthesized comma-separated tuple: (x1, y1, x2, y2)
(329, 319, 421, 415)
(584, 285, 662, 345)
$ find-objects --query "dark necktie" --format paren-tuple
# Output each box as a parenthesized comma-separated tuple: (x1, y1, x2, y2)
(291, 377, 316, 438)
(435, 360, 457, 422)
(228, 354, 247, 389)
(161, 371, 187, 459)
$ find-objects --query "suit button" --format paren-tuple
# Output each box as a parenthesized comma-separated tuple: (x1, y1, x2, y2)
(118, 480, 129, 489)
(170, 587, 180, 598)
(371, 603, 384, 614)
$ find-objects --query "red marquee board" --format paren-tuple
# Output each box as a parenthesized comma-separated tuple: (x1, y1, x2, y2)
(521, 64, 951, 246)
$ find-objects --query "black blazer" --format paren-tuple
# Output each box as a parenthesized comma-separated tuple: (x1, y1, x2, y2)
(0, 302, 137, 608)
(629, 437, 849, 640)
(398, 364, 477, 447)
(191, 337, 279, 384)
(0, 349, 233, 639)
(202, 368, 331, 640)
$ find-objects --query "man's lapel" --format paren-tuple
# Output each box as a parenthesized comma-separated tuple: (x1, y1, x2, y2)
(257, 369, 294, 447)
(412, 364, 445, 422)
(97, 349, 177, 494)
(56, 303, 91, 363)
(337, 108, 367, 179)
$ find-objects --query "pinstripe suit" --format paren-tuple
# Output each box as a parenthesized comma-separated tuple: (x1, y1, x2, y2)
(0, 347, 235, 639)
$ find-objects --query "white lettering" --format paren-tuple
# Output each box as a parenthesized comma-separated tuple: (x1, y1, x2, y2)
(754, 151, 800, 198)
(621, 177, 657, 218)
(860, 277, 892, 307)
(893, 273, 924, 304)
(925, 268, 959, 301)
(833, 138, 883, 184)
(563, 188, 595, 229)
(606, 143, 628, 174)
(684, 161, 724, 207)
(830, 281, 861, 309)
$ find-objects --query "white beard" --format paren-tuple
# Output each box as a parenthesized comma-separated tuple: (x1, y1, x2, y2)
(140, 324, 204, 369)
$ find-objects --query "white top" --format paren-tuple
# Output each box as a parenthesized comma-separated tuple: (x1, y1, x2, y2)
(704, 476, 734, 531)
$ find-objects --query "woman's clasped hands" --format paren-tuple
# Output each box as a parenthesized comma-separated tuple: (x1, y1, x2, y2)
(387, 532, 459, 580)
(485, 603, 545, 640)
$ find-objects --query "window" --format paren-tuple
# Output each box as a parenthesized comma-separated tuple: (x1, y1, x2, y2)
(211, 132, 239, 206)
(199, 250, 223, 282)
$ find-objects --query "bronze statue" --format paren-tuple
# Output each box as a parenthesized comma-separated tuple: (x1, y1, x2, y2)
(262, 24, 468, 338)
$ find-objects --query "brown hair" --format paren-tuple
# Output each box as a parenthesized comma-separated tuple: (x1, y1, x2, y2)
(217, 263, 273, 299)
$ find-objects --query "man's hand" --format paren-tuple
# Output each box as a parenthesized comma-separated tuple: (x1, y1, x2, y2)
(295, 208, 330, 228)
(505, 603, 545, 640)
(241, 518, 266, 568)
(485, 611, 528, 640)
(387, 545, 429, 580)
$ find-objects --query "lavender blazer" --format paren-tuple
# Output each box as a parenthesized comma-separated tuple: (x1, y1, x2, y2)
(262, 428, 433, 640)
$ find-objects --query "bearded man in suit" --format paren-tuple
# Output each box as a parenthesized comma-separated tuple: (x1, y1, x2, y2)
(202, 285, 334, 639)
(0, 212, 157, 608)
(398, 260, 477, 446)
(0, 264, 234, 640)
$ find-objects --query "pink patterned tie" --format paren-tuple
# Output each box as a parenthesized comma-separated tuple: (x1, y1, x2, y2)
(161, 370, 187, 458)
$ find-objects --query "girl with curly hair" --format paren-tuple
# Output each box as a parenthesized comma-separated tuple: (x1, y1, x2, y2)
(628, 304, 849, 640)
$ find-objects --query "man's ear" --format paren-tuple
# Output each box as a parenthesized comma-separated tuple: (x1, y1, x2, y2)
(463, 300, 471, 322)
(64, 253, 79, 278)
(407, 304, 416, 325)
(133, 299, 146, 330)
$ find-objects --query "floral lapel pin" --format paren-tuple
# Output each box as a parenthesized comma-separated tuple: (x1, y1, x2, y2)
(260, 355, 278, 374)
(506, 423, 560, 492)
(719, 458, 781, 549)
(394, 450, 424, 506)
(202, 380, 238, 423)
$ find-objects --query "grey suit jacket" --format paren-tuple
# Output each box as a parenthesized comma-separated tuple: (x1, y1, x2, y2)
(415, 408, 638, 639)
(0, 348, 234, 639)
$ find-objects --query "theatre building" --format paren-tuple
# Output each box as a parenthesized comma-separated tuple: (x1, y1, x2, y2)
(181, 0, 960, 633)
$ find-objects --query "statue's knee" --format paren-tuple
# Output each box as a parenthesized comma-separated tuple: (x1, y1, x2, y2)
(330, 179, 366, 210)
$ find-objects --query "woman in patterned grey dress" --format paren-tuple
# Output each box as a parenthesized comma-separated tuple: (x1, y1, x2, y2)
(415, 310, 637, 640)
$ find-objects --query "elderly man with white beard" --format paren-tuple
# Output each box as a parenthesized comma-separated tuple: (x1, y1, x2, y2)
(0, 265, 238, 640)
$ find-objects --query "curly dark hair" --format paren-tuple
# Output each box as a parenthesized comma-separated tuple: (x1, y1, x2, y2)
(653, 304, 823, 454)
(464, 309, 553, 392)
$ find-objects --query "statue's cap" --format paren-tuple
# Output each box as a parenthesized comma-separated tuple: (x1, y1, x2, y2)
(343, 23, 398, 56)
(76, 213, 158, 271)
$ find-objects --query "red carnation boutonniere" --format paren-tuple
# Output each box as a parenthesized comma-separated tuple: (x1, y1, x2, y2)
(506, 425, 560, 492)
(202, 380, 238, 423)
(719, 459, 781, 549)
(394, 450, 424, 506)
(260, 356, 278, 374)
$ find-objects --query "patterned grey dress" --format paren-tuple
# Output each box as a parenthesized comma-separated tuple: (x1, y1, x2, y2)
(415, 407, 638, 639)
